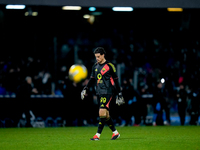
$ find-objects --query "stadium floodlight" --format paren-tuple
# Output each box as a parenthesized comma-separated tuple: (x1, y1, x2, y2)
(32, 12, 38, 16)
(24, 12, 29, 16)
(161, 78, 165, 84)
(62, 6, 81, 10)
(25, 12, 38, 16)
(6, 4, 26, 9)
(112, 7, 133, 12)
(167, 8, 183, 12)
(83, 14, 90, 19)
(89, 7, 96, 11)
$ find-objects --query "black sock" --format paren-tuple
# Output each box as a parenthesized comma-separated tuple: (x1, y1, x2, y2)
(106, 117, 116, 132)
(97, 117, 106, 134)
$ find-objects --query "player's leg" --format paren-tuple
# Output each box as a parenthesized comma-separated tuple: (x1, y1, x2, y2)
(90, 95, 106, 140)
(90, 94, 120, 140)
(90, 108, 106, 140)
(105, 110, 120, 140)
(97, 108, 107, 134)
(103, 94, 120, 140)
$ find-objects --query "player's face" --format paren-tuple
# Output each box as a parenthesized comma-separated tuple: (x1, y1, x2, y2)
(95, 53, 105, 64)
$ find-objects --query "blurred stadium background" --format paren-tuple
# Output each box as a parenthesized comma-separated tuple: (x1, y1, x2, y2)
(0, 0, 200, 128)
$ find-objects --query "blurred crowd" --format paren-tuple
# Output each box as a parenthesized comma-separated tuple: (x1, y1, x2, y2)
(0, 25, 200, 126)
(0, 56, 52, 95)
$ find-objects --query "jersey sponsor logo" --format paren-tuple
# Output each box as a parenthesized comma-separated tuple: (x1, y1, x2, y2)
(97, 80, 103, 84)
(97, 73, 102, 85)
(97, 73, 102, 79)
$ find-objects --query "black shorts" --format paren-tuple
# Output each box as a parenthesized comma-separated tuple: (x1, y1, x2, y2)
(97, 94, 113, 110)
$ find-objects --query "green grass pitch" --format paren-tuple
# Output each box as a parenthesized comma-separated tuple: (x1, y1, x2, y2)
(0, 126, 200, 150)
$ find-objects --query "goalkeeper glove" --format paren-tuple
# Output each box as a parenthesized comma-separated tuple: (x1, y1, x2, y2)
(116, 92, 125, 106)
(81, 87, 87, 100)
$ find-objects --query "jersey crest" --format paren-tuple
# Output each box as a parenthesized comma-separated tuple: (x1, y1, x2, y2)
(100, 64, 110, 75)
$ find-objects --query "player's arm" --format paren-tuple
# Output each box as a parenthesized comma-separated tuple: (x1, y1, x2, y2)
(84, 77, 95, 90)
(81, 64, 96, 100)
(108, 63, 121, 93)
(81, 77, 95, 100)
(109, 63, 125, 105)
(84, 64, 96, 90)
(113, 78, 121, 94)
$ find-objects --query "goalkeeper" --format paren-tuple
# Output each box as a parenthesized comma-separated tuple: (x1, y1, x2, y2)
(81, 47, 125, 140)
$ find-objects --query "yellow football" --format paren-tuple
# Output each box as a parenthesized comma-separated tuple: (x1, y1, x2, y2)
(68, 64, 88, 83)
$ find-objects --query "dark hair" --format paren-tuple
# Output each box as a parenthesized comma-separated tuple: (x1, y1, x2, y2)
(94, 47, 106, 55)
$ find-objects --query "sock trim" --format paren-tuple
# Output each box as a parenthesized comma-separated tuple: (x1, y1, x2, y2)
(113, 130, 118, 134)
(96, 133, 100, 138)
